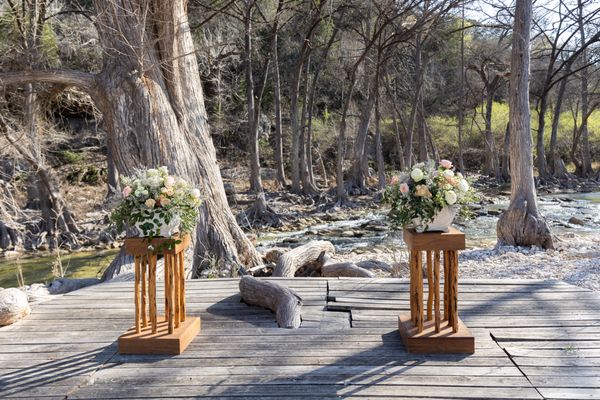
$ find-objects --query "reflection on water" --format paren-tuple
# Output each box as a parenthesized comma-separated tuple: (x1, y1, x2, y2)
(257, 191, 600, 254)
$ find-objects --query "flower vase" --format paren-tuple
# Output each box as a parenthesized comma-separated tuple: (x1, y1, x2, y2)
(134, 214, 181, 238)
(412, 206, 457, 233)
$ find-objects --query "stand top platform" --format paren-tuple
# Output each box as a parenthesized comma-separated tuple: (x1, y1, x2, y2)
(124, 234, 191, 256)
(403, 226, 466, 251)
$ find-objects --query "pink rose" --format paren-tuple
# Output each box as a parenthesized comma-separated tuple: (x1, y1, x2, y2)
(399, 183, 409, 194)
(440, 159, 453, 169)
(122, 186, 132, 197)
(390, 176, 400, 185)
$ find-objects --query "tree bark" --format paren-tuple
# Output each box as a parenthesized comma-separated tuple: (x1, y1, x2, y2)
(497, 0, 554, 249)
(239, 276, 302, 329)
(91, 0, 260, 276)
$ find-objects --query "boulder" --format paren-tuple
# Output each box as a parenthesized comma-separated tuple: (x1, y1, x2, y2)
(0, 288, 31, 326)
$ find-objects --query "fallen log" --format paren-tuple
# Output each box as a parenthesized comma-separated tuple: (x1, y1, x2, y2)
(239, 276, 302, 328)
(272, 240, 335, 277)
(319, 253, 375, 278)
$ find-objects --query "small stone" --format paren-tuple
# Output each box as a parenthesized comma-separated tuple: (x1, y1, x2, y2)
(0, 288, 31, 326)
(568, 216, 585, 226)
(341, 231, 355, 237)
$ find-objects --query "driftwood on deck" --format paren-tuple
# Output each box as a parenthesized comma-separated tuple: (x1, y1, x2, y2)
(319, 253, 375, 278)
(239, 276, 302, 328)
(272, 240, 335, 277)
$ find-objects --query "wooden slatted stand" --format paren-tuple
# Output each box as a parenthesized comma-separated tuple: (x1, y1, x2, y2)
(118, 234, 200, 355)
(398, 227, 474, 354)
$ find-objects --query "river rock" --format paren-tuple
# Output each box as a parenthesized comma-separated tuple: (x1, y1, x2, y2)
(0, 288, 31, 326)
(568, 216, 585, 226)
(23, 283, 52, 303)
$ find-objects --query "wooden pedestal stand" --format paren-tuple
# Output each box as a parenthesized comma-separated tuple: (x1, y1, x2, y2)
(398, 227, 474, 354)
(118, 234, 200, 355)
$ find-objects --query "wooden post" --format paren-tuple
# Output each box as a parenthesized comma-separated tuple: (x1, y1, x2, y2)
(416, 250, 423, 333)
(164, 253, 170, 323)
(452, 250, 459, 333)
(141, 255, 148, 328)
(179, 251, 186, 322)
(134, 257, 141, 334)
(443, 250, 449, 321)
(168, 253, 175, 334)
(174, 253, 180, 329)
(426, 251, 433, 321)
(149, 254, 157, 334)
(434, 250, 441, 333)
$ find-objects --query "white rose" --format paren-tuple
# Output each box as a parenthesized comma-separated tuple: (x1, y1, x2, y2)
(445, 190, 457, 205)
(147, 168, 159, 177)
(458, 179, 469, 192)
(411, 168, 424, 182)
(191, 188, 201, 198)
(159, 166, 169, 175)
(443, 170, 455, 178)
(145, 199, 156, 208)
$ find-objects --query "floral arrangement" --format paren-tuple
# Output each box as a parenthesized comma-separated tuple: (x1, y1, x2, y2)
(383, 160, 476, 229)
(110, 166, 201, 237)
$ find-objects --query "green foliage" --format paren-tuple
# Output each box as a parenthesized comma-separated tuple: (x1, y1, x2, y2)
(40, 22, 61, 67)
(61, 150, 85, 164)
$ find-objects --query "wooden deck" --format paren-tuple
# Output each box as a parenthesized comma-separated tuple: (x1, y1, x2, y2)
(1, 278, 599, 399)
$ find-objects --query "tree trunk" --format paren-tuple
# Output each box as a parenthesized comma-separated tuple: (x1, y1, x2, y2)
(406, 34, 423, 167)
(484, 91, 500, 177)
(89, 0, 261, 276)
(244, 1, 263, 193)
(536, 93, 549, 179)
(417, 94, 428, 162)
(501, 122, 510, 182)
(457, 4, 466, 173)
(351, 88, 376, 191)
(577, 0, 592, 177)
(375, 91, 386, 190)
(386, 78, 406, 170)
(497, 0, 553, 249)
(548, 74, 569, 178)
(272, 30, 286, 187)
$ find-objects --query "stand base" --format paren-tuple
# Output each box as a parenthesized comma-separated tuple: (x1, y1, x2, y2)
(398, 314, 474, 354)
(118, 316, 201, 355)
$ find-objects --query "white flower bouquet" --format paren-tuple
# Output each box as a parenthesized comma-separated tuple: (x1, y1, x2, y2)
(383, 160, 476, 231)
(111, 167, 201, 237)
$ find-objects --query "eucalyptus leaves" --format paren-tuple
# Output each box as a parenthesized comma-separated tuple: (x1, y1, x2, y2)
(384, 160, 476, 230)
(111, 167, 201, 237)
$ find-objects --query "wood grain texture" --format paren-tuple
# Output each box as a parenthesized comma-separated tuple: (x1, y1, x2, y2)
(403, 227, 465, 251)
(124, 234, 191, 256)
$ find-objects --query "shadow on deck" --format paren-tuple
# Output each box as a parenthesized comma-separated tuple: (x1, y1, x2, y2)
(0, 278, 599, 399)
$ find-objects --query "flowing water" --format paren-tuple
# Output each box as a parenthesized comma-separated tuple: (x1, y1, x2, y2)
(256, 191, 600, 254)
(0, 249, 117, 289)
(1, 192, 598, 288)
